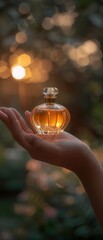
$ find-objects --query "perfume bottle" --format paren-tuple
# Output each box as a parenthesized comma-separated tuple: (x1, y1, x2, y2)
(30, 87, 71, 134)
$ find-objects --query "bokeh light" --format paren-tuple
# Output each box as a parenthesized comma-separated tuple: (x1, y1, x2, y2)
(0, 60, 11, 79)
(18, 2, 31, 15)
(42, 17, 54, 30)
(83, 40, 98, 54)
(63, 39, 102, 69)
(52, 9, 78, 30)
(11, 65, 26, 80)
(18, 53, 31, 67)
(15, 31, 27, 44)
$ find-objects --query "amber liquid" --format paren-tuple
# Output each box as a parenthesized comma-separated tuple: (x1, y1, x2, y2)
(30, 107, 70, 134)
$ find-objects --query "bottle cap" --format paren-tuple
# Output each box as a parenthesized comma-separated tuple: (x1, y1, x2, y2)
(43, 87, 59, 98)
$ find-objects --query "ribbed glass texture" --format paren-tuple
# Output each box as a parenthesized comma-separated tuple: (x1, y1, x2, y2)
(30, 103, 70, 134)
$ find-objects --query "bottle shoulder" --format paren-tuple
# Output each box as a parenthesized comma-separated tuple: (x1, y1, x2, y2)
(32, 103, 67, 111)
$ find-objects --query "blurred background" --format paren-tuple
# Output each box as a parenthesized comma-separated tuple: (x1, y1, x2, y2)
(0, 0, 103, 239)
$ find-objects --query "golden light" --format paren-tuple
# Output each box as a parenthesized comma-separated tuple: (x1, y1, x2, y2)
(11, 65, 26, 80)
(18, 53, 31, 67)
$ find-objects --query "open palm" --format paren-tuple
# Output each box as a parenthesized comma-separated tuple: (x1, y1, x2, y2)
(0, 107, 86, 171)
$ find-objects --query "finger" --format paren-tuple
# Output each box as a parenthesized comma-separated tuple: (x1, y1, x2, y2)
(11, 108, 33, 134)
(25, 110, 30, 123)
(0, 107, 25, 134)
(25, 110, 37, 133)
(0, 108, 23, 142)
(0, 110, 11, 128)
(1, 108, 30, 149)
(0, 108, 11, 129)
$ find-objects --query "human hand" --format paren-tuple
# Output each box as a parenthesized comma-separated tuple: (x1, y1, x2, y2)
(1, 107, 103, 230)
(0, 107, 89, 173)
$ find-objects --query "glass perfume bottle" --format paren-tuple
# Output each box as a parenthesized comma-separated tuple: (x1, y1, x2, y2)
(30, 87, 71, 134)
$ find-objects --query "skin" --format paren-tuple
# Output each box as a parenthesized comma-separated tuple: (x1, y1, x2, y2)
(0, 107, 103, 231)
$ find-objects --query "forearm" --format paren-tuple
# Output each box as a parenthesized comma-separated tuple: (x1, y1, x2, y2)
(76, 146, 103, 230)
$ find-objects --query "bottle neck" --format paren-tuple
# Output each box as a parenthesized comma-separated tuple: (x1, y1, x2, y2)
(44, 97, 56, 104)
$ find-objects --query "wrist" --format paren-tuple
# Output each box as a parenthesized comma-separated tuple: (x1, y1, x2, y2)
(72, 143, 97, 178)
(75, 143, 101, 183)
